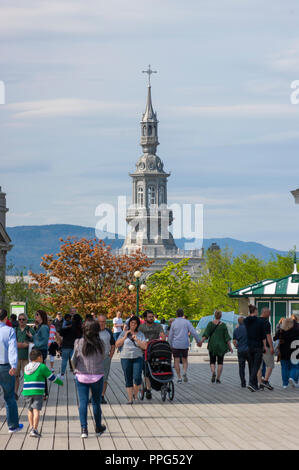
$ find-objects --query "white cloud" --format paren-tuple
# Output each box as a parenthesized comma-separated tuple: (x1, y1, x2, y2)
(0, 2, 85, 36)
(270, 46, 299, 72)
(0, 0, 190, 37)
(6, 98, 299, 123)
(233, 130, 299, 146)
(9, 212, 33, 218)
(168, 104, 299, 118)
(6, 98, 138, 120)
(169, 191, 285, 207)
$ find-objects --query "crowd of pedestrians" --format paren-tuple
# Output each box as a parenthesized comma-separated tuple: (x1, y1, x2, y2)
(1, 303, 299, 441)
(233, 306, 299, 391)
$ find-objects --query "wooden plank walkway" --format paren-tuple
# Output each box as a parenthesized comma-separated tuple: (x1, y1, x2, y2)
(1, 355, 299, 450)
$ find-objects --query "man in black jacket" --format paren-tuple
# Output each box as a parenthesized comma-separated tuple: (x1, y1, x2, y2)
(59, 314, 82, 378)
(52, 312, 63, 334)
(244, 305, 267, 392)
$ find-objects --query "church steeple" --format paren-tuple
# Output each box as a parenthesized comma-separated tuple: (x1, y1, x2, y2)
(140, 66, 159, 154)
(120, 66, 178, 257)
(142, 85, 157, 122)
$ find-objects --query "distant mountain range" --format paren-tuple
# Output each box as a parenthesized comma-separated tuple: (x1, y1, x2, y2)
(5, 224, 293, 274)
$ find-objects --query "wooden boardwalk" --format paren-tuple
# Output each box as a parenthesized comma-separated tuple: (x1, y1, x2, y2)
(1, 355, 299, 450)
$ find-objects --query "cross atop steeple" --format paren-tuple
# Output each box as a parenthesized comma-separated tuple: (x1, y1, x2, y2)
(142, 65, 157, 86)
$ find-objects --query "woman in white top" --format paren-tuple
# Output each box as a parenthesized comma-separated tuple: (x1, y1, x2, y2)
(116, 316, 147, 404)
(112, 311, 124, 342)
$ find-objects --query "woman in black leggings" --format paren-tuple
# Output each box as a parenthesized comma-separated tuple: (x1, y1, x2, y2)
(199, 311, 233, 383)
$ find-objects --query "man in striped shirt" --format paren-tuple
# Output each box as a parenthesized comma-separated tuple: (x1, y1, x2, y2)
(22, 348, 63, 438)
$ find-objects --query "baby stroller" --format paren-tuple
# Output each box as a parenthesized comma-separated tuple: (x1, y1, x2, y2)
(139, 340, 174, 402)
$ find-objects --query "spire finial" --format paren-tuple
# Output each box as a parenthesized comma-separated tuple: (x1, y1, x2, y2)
(142, 65, 157, 86)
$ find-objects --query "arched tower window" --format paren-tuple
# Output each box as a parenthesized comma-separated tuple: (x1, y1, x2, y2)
(148, 185, 156, 206)
(158, 186, 165, 205)
(148, 125, 152, 136)
(137, 187, 144, 206)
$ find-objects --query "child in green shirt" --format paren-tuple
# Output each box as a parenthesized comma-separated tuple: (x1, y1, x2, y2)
(22, 348, 63, 438)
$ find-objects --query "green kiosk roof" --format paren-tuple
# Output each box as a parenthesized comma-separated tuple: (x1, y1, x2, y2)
(229, 273, 299, 299)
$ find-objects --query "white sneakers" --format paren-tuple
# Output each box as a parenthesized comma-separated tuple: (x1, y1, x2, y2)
(289, 378, 299, 388)
(29, 428, 41, 438)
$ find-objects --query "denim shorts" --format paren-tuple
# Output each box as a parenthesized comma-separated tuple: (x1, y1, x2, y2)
(121, 356, 143, 388)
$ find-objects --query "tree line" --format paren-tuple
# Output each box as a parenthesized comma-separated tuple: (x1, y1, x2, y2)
(4, 237, 295, 320)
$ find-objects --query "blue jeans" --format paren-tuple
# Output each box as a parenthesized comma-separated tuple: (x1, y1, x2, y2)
(282, 359, 299, 385)
(121, 357, 143, 388)
(281, 359, 292, 386)
(261, 361, 266, 378)
(0, 364, 19, 429)
(61, 348, 73, 375)
(113, 332, 121, 342)
(290, 363, 299, 383)
(75, 377, 104, 429)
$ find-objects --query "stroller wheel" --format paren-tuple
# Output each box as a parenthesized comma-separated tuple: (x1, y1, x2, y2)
(161, 385, 167, 402)
(167, 381, 174, 401)
(139, 379, 145, 400)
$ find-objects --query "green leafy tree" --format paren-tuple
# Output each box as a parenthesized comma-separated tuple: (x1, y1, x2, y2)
(144, 259, 201, 319)
(4, 267, 44, 319)
(265, 251, 295, 279)
(196, 248, 296, 316)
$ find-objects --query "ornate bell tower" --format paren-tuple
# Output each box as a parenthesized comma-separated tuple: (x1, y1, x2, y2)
(121, 66, 178, 256)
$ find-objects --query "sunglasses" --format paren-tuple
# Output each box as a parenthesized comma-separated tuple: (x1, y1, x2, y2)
(19, 318, 26, 321)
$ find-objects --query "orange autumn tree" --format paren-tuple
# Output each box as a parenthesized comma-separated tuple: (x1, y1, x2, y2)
(29, 237, 153, 318)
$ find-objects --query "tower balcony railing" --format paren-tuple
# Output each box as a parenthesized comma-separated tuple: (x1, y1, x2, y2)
(140, 136, 158, 144)
(126, 206, 172, 218)
(113, 246, 204, 258)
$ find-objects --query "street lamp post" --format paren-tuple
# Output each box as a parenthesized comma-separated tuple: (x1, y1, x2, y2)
(129, 270, 147, 316)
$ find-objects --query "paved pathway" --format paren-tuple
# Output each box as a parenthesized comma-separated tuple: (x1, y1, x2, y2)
(1, 355, 299, 450)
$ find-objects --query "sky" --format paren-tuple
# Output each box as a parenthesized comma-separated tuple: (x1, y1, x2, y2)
(1, 0, 299, 250)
